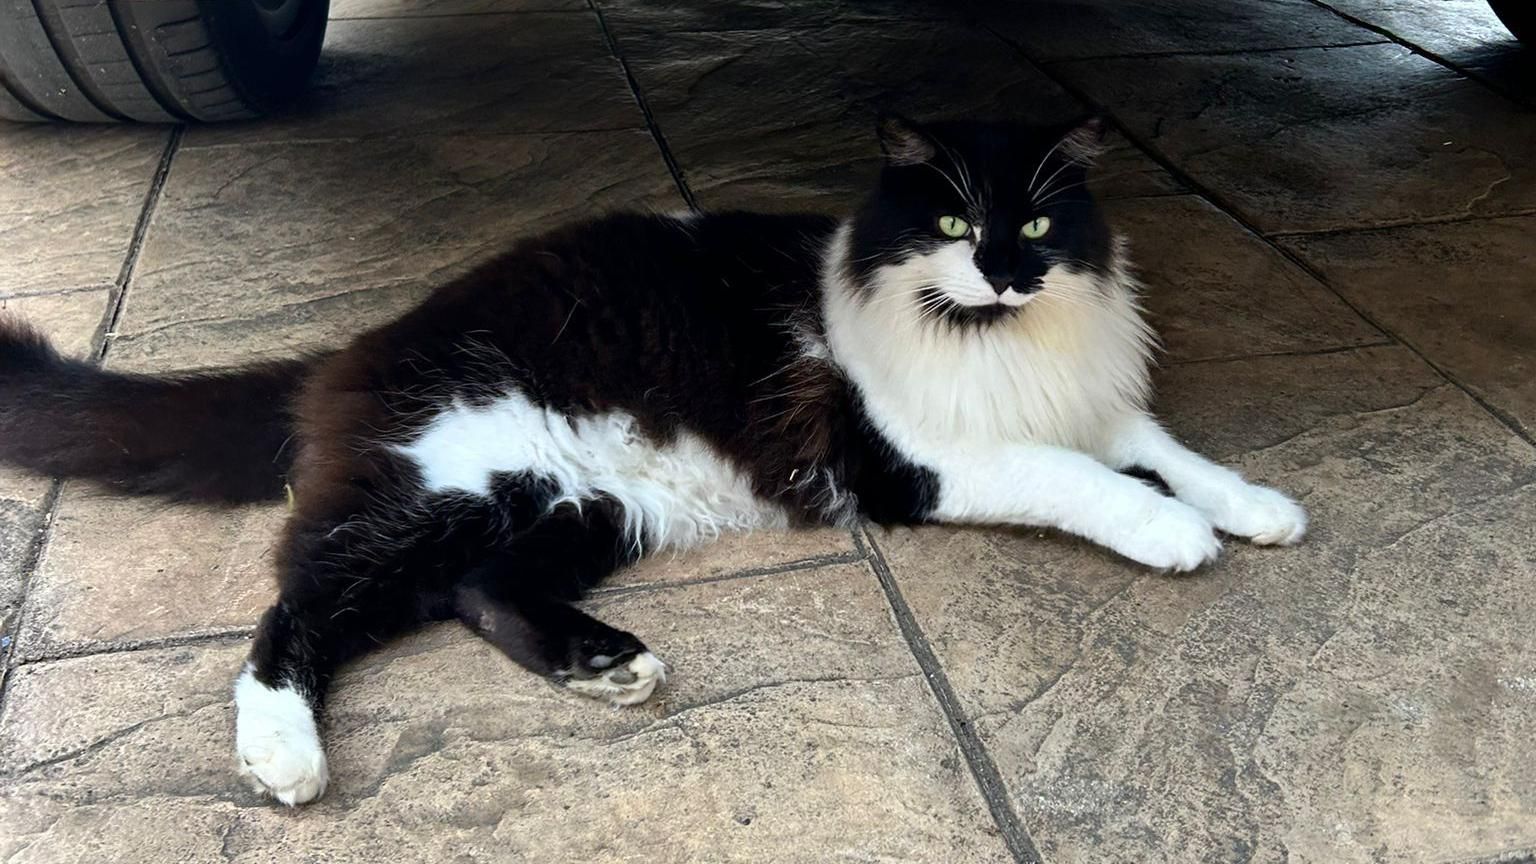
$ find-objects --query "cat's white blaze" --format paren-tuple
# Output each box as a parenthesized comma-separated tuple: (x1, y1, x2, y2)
(395, 391, 786, 552)
(234, 665, 328, 806)
(821, 222, 1155, 458)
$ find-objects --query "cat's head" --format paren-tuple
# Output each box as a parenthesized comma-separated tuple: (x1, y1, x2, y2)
(843, 115, 1115, 327)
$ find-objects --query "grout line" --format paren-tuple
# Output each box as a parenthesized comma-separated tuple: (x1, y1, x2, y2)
(1165, 340, 1397, 367)
(100, 126, 184, 363)
(1041, 38, 1390, 64)
(1303, 0, 1533, 109)
(10, 629, 256, 669)
(591, 547, 868, 598)
(988, 28, 1536, 451)
(861, 526, 1044, 864)
(0, 126, 184, 732)
(848, 524, 869, 557)
(587, 0, 698, 210)
(174, 123, 649, 152)
(328, 8, 592, 21)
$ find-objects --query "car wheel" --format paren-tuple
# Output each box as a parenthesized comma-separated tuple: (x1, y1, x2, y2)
(1488, 0, 1534, 43)
(0, 0, 329, 123)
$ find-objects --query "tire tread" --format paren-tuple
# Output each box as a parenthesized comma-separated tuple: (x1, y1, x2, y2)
(0, 0, 328, 123)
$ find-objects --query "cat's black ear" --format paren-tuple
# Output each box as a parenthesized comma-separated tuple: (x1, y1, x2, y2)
(1057, 115, 1110, 164)
(876, 113, 937, 166)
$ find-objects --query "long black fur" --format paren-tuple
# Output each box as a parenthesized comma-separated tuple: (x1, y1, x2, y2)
(0, 317, 313, 504)
(0, 117, 1112, 802)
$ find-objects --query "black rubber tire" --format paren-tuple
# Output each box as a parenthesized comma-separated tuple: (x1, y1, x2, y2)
(0, 0, 329, 123)
(1488, 0, 1535, 43)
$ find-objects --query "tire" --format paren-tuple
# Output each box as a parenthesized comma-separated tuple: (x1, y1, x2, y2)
(0, 0, 329, 123)
(1488, 0, 1535, 43)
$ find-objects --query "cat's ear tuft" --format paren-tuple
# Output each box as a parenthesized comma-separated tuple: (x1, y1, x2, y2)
(876, 113, 937, 167)
(1058, 115, 1110, 165)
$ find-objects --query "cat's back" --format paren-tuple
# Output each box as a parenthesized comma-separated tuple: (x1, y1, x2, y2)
(542, 209, 839, 306)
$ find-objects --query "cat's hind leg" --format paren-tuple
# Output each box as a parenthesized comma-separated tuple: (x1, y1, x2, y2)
(235, 500, 472, 805)
(454, 499, 667, 707)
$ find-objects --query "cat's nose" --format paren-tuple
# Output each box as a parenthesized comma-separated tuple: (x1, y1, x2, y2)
(987, 276, 1012, 295)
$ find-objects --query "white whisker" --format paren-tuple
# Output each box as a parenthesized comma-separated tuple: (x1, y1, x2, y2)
(1031, 160, 1077, 206)
(1027, 138, 1068, 193)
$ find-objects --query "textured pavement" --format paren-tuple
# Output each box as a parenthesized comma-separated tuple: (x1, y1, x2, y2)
(1, 1, 1534, 861)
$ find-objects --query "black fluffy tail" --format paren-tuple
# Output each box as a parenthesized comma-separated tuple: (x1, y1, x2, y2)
(0, 316, 317, 504)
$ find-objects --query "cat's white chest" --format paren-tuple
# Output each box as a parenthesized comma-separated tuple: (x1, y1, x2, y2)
(822, 248, 1155, 462)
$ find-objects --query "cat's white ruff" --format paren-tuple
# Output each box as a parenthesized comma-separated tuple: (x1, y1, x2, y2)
(820, 221, 1304, 568)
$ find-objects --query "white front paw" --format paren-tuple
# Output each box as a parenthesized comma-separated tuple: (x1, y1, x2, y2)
(1111, 499, 1222, 572)
(1200, 483, 1308, 546)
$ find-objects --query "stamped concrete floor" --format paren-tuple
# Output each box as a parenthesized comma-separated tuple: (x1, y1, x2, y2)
(1, 1, 1533, 862)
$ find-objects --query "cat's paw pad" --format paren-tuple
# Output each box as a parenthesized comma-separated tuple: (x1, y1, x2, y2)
(234, 671, 328, 806)
(1206, 484, 1307, 546)
(1115, 500, 1222, 573)
(565, 651, 667, 707)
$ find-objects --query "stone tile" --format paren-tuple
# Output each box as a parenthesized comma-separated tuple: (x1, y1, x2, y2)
(580, 563, 917, 707)
(1053, 43, 1536, 233)
(16, 477, 850, 655)
(0, 289, 108, 363)
(1322, 0, 1535, 107)
(1105, 195, 1382, 363)
(598, 0, 956, 33)
(1092, 141, 1189, 202)
(0, 289, 112, 660)
(115, 130, 679, 370)
(602, 527, 859, 591)
(14, 494, 282, 661)
(0, 126, 167, 295)
(0, 566, 1013, 862)
(624, 23, 1180, 212)
(0, 641, 242, 778)
(1281, 214, 1536, 438)
(332, 0, 583, 16)
(0, 498, 41, 662)
(983, 0, 1378, 61)
(184, 12, 639, 146)
(875, 345, 1536, 862)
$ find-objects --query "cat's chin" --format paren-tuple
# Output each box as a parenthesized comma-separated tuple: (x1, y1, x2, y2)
(940, 300, 1026, 327)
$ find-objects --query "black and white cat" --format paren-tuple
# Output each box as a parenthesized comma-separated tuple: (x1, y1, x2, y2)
(0, 116, 1305, 806)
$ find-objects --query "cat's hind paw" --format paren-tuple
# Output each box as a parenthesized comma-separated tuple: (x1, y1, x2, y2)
(565, 651, 667, 707)
(234, 668, 329, 806)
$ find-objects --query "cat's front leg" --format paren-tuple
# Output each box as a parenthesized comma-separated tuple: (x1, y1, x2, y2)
(1107, 414, 1307, 546)
(926, 443, 1222, 572)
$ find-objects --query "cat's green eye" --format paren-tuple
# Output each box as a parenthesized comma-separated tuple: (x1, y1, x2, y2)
(1020, 216, 1052, 241)
(937, 215, 971, 239)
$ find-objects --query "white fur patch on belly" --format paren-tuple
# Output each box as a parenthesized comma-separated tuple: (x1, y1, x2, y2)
(394, 391, 786, 552)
